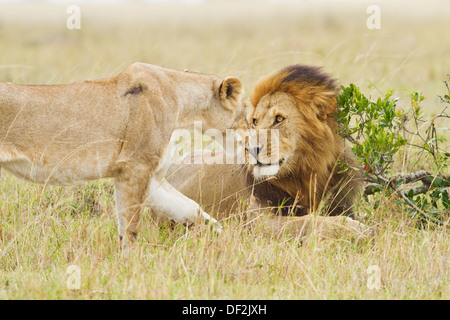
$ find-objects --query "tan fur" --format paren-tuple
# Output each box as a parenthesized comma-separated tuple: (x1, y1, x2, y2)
(246, 64, 362, 213)
(0, 62, 244, 250)
(163, 65, 369, 238)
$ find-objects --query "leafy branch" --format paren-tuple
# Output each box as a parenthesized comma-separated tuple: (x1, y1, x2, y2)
(337, 79, 450, 225)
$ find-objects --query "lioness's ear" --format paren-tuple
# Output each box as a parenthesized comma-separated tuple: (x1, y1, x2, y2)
(219, 77, 243, 109)
(313, 91, 337, 121)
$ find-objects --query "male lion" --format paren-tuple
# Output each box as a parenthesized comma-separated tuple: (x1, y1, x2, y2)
(163, 65, 369, 238)
(0, 62, 244, 249)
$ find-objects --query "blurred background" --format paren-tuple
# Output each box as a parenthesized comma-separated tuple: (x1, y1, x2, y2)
(0, 0, 449, 113)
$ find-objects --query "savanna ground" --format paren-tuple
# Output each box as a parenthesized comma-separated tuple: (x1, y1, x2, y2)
(0, 1, 449, 300)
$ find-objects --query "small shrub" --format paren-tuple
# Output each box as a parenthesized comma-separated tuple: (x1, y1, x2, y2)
(337, 78, 450, 225)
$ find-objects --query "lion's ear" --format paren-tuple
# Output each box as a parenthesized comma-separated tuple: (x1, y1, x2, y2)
(313, 92, 337, 121)
(219, 77, 243, 110)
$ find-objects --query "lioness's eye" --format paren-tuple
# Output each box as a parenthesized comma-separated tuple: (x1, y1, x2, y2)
(253, 118, 258, 126)
(274, 115, 285, 124)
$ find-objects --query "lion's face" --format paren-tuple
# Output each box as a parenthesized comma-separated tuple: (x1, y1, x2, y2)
(244, 91, 298, 179)
(244, 90, 336, 180)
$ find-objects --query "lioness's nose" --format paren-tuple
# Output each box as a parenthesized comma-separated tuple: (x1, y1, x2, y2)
(246, 145, 263, 159)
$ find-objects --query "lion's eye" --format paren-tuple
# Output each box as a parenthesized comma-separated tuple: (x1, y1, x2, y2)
(274, 115, 285, 124)
(252, 118, 258, 126)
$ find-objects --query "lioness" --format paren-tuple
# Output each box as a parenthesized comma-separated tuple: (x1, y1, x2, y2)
(0, 62, 244, 249)
(163, 65, 369, 238)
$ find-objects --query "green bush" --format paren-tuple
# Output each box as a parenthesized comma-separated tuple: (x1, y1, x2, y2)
(337, 79, 450, 225)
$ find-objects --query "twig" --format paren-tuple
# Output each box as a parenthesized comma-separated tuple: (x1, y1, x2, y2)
(375, 173, 446, 226)
(364, 171, 434, 196)
(389, 170, 433, 186)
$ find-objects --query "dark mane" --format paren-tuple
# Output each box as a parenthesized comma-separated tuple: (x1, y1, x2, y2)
(282, 64, 338, 90)
(250, 64, 339, 107)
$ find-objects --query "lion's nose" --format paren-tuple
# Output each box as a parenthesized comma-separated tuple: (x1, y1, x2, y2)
(246, 145, 263, 159)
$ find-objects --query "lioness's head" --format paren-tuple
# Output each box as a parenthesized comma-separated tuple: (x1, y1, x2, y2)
(245, 64, 341, 180)
(210, 76, 245, 131)
(119, 63, 245, 135)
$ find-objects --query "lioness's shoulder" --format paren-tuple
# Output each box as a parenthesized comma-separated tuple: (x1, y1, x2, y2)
(123, 62, 162, 74)
(120, 62, 166, 80)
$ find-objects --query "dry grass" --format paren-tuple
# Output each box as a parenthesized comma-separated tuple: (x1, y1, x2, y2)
(0, 1, 449, 299)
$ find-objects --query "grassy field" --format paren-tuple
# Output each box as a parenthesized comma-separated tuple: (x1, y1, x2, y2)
(0, 1, 449, 300)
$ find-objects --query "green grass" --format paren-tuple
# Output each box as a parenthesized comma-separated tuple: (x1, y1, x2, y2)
(0, 1, 449, 299)
(1, 179, 448, 299)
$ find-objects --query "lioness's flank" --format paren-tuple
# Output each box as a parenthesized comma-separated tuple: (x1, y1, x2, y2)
(0, 62, 244, 250)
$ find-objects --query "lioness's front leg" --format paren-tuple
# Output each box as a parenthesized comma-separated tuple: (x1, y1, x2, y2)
(146, 177, 221, 231)
(114, 168, 152, 251)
